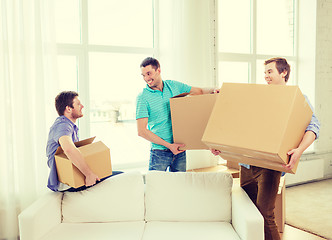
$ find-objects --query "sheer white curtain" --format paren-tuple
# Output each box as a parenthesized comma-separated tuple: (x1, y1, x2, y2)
(158, 0, 218, 169)
(0, 0, 58, 239)
(158, 0, 215, 86)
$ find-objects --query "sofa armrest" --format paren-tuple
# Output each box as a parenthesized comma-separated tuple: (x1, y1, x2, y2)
(232, 184, 264, 240)
(19, 192, 63, 240)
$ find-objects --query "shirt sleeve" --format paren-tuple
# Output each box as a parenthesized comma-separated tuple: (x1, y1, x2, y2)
(52, 122, 74, 143)
(304, 95, 320, 139)
(171, 80, 192, 94)
(136, 93, 149, 120)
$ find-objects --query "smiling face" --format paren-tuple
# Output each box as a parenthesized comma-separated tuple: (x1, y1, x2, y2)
(264, 62, 287, 85)
(141, 64, 163, 91)
(68, 96, 84, 120)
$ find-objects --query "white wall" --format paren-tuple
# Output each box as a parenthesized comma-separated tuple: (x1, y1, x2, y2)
(284, 0, 332, 183)
(315, 0, 332, 178)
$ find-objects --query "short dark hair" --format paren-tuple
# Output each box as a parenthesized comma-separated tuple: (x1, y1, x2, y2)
(264, 57, 291, 82)
(140, 57, 160, 70)
(55, 91, 78, 116)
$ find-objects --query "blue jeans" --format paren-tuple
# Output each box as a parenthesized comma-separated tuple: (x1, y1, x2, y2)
(149, 149, 186, 172)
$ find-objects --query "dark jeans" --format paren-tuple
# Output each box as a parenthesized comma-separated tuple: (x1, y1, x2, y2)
(64, 171, 123, 192)
(240, 166, 281, 240)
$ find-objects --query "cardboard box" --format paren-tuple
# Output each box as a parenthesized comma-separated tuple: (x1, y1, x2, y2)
(226, 160, 239, 170)
(55, 136, 112, 188)
(202, 83, 313, 174)
(275, 176, 285, 233)
(187, 164, 239, 178)
(170, 93, 218, 150)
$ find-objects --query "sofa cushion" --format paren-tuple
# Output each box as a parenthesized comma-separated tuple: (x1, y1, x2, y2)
(142, 222, 240, 240)
(145, 171, 233, 222)
(62, 171, 145, 222)
(40, 222, 146, 240)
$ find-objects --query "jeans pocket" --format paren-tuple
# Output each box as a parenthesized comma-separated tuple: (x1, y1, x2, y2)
(149, 149, 171, 171)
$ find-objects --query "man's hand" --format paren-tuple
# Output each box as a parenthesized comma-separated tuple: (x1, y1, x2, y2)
(85, 172, 100, 187)
(189, 87, 220, 95)
(168, 143, 186, 155)
(283, 131, 316, 171)
(59, 135, 100, 186)
(137, 118, 183, 153)
(210, 149, 221, 156)
(283, 147, 303, 170)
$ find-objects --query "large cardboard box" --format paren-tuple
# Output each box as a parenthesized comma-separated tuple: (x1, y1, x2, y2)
(170, 93, 218, 150)
(202, 83, 313, 174)
(55, 137, 112, 188)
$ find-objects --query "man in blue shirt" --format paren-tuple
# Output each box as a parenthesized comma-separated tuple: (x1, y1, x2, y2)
(46, 91, 100, 192)
(136, 57, 217, 172)
(211, 57, 320, 240)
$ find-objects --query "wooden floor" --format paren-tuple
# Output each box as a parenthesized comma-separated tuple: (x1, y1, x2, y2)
(281, 224, 327, 240)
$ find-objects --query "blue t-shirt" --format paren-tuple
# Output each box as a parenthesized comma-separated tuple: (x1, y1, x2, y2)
(46, 116, 79, 191)
(136, 80, 191, 150)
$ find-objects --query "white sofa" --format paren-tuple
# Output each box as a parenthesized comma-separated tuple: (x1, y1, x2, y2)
(19, 171, 264, 240)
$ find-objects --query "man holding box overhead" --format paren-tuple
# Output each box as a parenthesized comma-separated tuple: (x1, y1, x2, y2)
(211, 57, 320, 240)
(136, 57, 217, 172)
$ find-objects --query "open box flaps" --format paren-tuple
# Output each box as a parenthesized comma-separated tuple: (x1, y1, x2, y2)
(55, 136, 112, 188)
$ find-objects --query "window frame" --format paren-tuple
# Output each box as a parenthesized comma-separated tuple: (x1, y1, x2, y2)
(216, 0, 298, 85)
(215, 0, 319, 153)
(56, 0, 159, 169)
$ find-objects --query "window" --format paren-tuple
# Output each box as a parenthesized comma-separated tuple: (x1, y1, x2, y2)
(56, 56, 78, 91)
(217, 0, 296, 86)
(54, 0, 156, 170)
(218, 0, 251, 54)
(217, 0, 315, 152)
(218, 62, 250, 84)
(256, 0, 294, 56)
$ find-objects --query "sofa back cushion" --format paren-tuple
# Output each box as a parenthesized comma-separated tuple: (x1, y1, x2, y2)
(145, 171, 233, 222)
(62, 171, 145, 223)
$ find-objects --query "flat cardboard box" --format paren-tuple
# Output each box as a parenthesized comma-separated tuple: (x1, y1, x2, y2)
(202, 83, 313, 174)
(170, 93, 218, 150)
(187, 164, 239, 178)
(55, 136, 112, 188)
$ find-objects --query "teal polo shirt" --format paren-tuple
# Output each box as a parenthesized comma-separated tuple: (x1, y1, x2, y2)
(136, 80, 192, 150)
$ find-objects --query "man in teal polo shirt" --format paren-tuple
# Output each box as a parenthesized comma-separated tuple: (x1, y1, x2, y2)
(136, 57, 216, 172)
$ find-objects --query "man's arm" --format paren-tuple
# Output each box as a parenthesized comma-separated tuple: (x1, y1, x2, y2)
(189, 87, 218, 95)
(137, 118, 185, 155)
(59, 135, 100, 186)
(284, 130, 316, 170)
